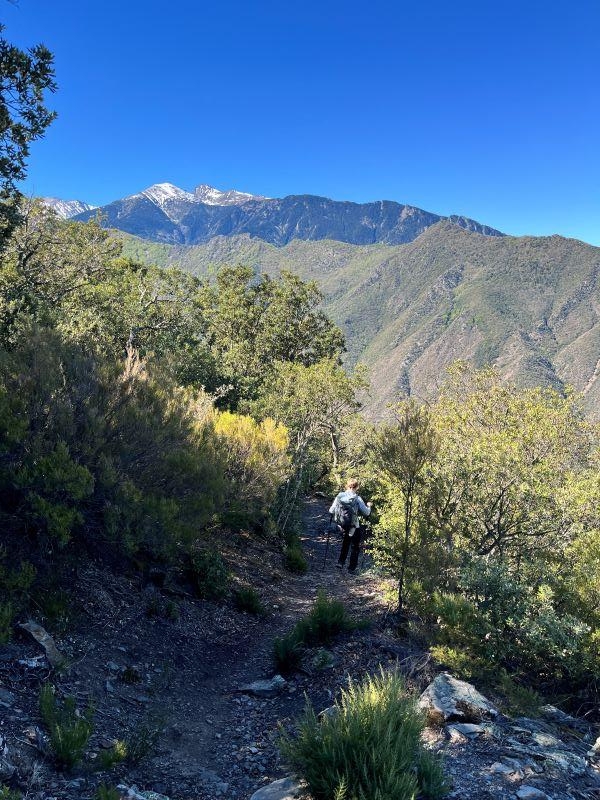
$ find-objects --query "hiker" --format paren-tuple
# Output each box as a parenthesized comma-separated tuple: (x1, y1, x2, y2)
(330, 478, 372, 573)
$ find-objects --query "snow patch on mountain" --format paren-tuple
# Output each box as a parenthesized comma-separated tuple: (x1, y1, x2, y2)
(194, 184, 268, 206)
(42, 198, 97, 219)
(140, 183, 196, 207)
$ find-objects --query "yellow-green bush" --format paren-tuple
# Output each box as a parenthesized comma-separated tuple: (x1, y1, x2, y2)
(213, 410, 290, 528)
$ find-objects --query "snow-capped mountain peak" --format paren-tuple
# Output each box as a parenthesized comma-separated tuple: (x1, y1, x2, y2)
(139, 183, 195, 207)
(194, 184, 267, 206)
(42, 197, 97, 219)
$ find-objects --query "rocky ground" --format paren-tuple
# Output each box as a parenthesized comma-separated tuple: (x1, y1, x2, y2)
(1, 498, 599, 800)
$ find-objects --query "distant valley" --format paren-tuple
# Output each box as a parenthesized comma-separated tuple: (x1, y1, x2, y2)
(44, 184, 600, 417)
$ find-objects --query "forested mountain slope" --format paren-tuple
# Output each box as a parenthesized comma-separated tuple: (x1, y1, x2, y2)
(120, 222, 600, 418)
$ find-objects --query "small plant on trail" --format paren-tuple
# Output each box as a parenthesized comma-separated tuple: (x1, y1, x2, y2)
(274, 632, 304, 674)
(124, 716, 164, 763)
(39, 683, 94, 769)
(189, 548, 230, 600)
(274, 591, 354, 673)
(0, 602, 13, 644)
(98, 739, 128, 770)
(280, 669, 450, 800)
(96, 786, 120, 800)
(234, 585, 265, 615)
(0, 786, 22, 800)
(165, 599, 179, 620)
(285, 544, 308, 574)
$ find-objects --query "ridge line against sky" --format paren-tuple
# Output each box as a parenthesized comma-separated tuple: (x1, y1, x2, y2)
(5, 0, 600, 246)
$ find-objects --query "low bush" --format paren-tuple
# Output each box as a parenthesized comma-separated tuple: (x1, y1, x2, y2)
(123, 716, 163, 764)
(0, 787, 21, 800)
(274, 591, 353, 673)
(496, 671, 542, 717)
(285, 543, 308, 574)
(281, 669, 449, 800)
(98, 739, 128, 770)
(233, 585, 265, 615)
(189, 548, 230, 600)
(274, 632, 304, 674)
(96, 786, 120, 800)
(39, 684, 94, 769)
(0, 602, 12, 644)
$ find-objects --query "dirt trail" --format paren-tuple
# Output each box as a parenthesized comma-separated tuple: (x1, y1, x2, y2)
(145, 496, 385, 799)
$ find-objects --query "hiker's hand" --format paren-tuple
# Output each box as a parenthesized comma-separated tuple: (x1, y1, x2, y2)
(367, 502, 373, 508)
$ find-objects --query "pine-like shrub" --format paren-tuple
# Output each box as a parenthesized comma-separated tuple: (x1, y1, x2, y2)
(39, 684, 94, 769)
(281, 669, 449, 800)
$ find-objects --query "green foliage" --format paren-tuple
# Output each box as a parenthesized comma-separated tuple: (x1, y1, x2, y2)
(273, 633, 304, 674)
(370, 367, 600, 697)
(233, 585, 265, 615)
(195, 265, 345, 406)
(96, 786, 120, 800)
(0, 26, 56, 239)
(98, 739, 128, 770)
(369, 400, 439, 612)
(274, 591, 353, 673)
(285, 542, 308, 574)
(213, 410, 291, 528)
(39, 684, 94, 769)
(0, 787, 21, 800)
(122, 717, 163, 764)
(189, 548, 230, 600)
(281, 669, 449, 800)
(496, 671, 542, 717)
(0, 601, 12, 644)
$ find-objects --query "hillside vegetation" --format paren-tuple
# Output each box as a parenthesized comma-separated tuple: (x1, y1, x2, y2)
(120, 224, 600, 418)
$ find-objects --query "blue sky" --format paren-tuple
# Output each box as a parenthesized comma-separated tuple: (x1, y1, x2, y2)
(5, 0, 600, 244)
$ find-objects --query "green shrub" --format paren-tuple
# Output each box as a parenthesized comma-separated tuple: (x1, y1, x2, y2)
(281, 669, 449, 800)
(274, 632, 304, 674)
(165, 600, 179, 620)
(123, 717, 163, 764)
(0, 602, 13, 644)
(274, 591, 353, 673)
(98, 739, 128, 770)
(496, 671, 542, 716)
(301, 590, 351, 645)
(285, 544, 307, 574)
(234, 585, 265, 615)
(96, 786, 120, 800)
(189, 548, 229, 600)
(39, 683, 94, 769)
(0, 786, 22, 800)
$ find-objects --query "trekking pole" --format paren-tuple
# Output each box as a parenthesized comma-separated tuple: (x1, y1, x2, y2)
(360, 520, 371, 569)
(322, 514, 333, 570)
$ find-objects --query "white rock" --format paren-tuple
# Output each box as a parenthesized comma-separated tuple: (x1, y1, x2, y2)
(516, 787, 551, 800)
(447, 722, 485, 739)
(489, 761, 513, 775)
(587, 735, 600, 758)
(240, 675, 287, 698)
(418, 672, 498, 724)
(249, 777, 302, 800)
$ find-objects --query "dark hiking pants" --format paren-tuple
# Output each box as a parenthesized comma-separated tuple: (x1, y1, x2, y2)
(338, 526, 362, 571)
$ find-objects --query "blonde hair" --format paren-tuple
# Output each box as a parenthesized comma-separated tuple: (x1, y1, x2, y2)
(346, 478, 359, 491)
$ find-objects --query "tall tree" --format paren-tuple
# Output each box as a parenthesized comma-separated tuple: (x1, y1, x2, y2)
(0, 22, 56, 241)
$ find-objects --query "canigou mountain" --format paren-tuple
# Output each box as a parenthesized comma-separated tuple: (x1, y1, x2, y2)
(66, 182, 504, 246)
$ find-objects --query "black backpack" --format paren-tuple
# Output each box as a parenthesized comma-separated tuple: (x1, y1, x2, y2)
(336, 498, 357, 531)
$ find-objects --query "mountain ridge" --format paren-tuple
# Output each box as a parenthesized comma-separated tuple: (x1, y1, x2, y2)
(118, 221, 600, 418)
(58, 182, 505, 247)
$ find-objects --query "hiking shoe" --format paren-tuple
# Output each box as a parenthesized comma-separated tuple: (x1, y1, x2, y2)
(347, 567, 356, 574)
